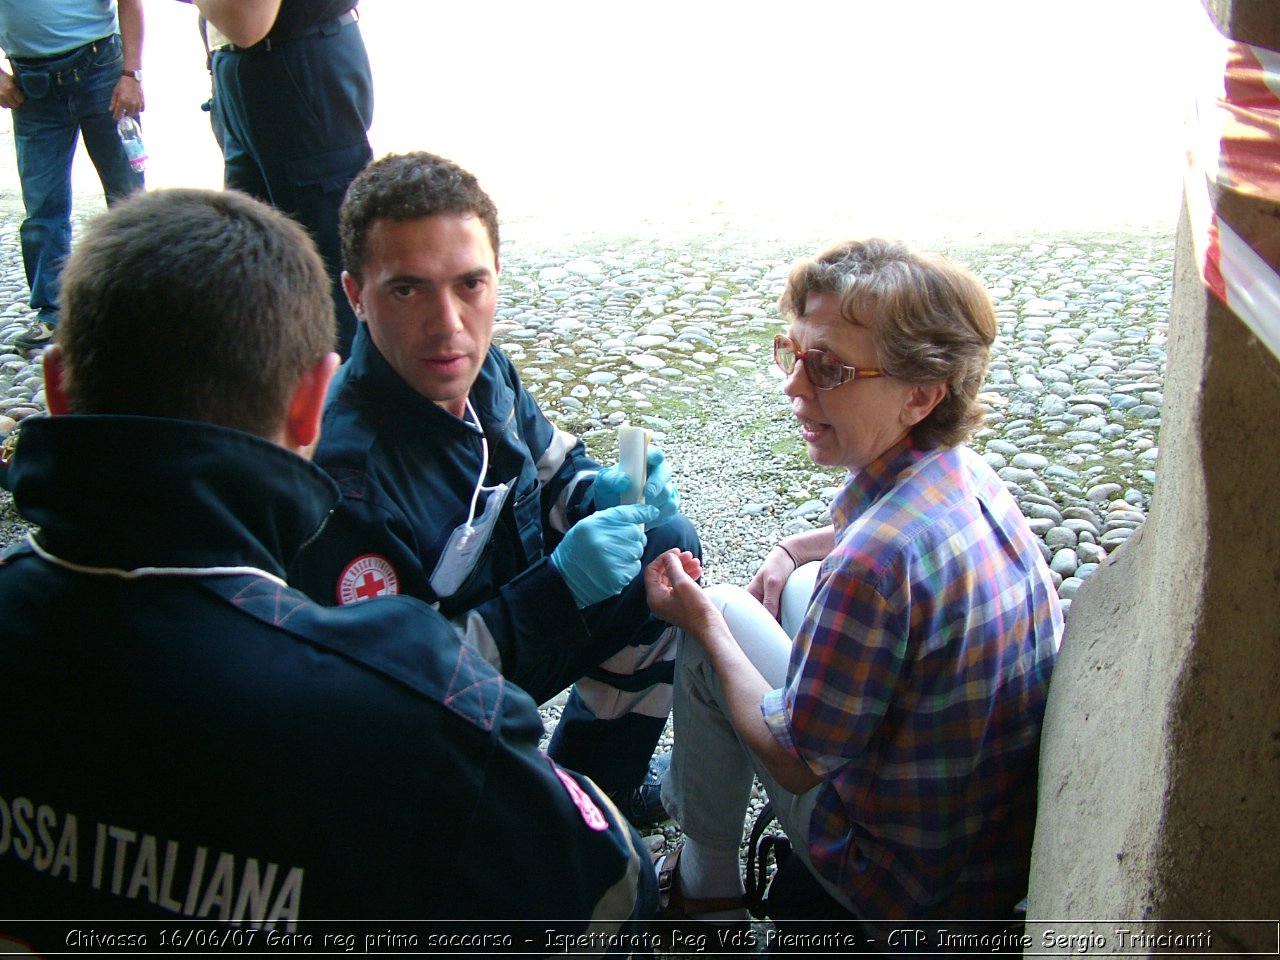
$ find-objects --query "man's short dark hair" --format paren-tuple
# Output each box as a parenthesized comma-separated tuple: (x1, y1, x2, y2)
(339, 151, 500, 280)
(56, 188, 335, 439)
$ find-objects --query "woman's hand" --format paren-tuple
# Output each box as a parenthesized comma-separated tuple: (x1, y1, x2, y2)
(747, 545, 799, 620)
(747, 527, 835, 620)
(643, 548, 717, 636)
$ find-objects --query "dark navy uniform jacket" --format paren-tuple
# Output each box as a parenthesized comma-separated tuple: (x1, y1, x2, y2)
(0, 416, 652, 950)
(292, 328, 604, 689)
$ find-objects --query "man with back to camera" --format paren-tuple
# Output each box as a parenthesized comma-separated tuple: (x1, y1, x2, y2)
(291, 151, 701, 826)
(0, 187, 656, 951)
(0, 0, 145, 352)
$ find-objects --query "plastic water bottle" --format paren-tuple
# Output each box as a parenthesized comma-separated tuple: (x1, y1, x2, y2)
(117, 116, 147, 175)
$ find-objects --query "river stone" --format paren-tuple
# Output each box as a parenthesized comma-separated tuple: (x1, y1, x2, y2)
(1050, 548, 1080, 577)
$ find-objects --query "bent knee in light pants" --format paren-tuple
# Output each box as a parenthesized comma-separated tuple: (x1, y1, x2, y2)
(697, 560, 820, 687)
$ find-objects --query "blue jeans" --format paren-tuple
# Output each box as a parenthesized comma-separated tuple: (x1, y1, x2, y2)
(9, 34, 144, 319)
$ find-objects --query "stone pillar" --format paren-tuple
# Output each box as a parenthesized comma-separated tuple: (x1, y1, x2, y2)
(1025, 0, 1280, 954)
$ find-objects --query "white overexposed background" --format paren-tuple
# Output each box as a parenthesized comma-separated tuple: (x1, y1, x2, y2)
(4, 0, 1209, 244)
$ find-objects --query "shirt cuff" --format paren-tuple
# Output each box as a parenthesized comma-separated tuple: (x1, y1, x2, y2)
(760, 688, 799, 754)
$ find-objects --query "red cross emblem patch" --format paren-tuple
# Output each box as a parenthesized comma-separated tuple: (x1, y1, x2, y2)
(337, 554, 400, 605)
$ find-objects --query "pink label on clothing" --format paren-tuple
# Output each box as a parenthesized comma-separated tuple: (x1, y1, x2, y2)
(555, 768, 610, 832)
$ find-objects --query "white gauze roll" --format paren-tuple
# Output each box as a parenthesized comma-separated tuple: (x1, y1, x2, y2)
(617, 425, 649, 505)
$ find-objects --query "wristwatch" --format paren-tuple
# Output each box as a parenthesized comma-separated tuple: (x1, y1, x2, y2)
(124, 70, 142, 82)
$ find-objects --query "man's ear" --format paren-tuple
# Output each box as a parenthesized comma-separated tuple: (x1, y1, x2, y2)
(42, 347, 70, 416)
(285, 352, 340, 456)
(901, 382, 947, 428)
(341, 270, 363, 320)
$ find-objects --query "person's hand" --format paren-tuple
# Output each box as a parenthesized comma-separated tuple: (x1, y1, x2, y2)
(593, 447, 680, 529)
(591, 465, 630, 510)
(644, 548, 716, 637)
(549, 503, 657, 608)
(746, 544, 800, 621)
(110, 75, 144, 120)
(0, 70, 25, 110)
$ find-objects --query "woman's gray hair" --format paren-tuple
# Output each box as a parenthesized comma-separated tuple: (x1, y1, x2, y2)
(779, 238, 996, 448)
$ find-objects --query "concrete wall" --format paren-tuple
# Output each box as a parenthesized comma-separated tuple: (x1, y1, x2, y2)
(1025, 2, 1280, 952)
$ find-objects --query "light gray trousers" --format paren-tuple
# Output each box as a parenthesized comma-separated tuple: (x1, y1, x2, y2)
(659, 562, 859, 913)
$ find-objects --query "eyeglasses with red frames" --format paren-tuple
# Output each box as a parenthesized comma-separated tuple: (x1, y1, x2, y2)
(772, 334, 886, 390)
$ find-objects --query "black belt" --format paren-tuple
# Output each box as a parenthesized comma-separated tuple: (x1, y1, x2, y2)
(8, 34, 113, 68)
(217, 9, 357, 54)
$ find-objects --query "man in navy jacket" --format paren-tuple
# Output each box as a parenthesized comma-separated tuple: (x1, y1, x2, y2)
(0, 188, 655, 951)
(292, 152, 701, 825)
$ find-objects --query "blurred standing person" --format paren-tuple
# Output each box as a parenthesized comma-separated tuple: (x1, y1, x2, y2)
(0, 0, 145, 352)
(195, 0, 372, 360)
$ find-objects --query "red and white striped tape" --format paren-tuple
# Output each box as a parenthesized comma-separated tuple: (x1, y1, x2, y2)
(1186, 5, 1280, 360)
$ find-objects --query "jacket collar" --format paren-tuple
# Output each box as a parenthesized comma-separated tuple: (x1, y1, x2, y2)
(9, 415, 340, 579)
(337, 323, 511, 436)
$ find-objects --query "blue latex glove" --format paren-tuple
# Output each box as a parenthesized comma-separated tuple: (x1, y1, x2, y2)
(549, 503, 658, 608)
(593, 447, 680, 529)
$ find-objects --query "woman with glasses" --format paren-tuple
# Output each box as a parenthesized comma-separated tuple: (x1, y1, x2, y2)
(646, 239, 1062, 943)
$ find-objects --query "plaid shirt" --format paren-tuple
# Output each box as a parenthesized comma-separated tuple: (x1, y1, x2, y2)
(761, 437, 1061, 924)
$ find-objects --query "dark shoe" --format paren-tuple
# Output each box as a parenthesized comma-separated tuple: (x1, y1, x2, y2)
(609, 752, 671, 827)
(11, 319, 55, 352)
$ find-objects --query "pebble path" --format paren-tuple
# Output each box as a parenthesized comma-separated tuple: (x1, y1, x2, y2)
(0, 211, 1175, 935)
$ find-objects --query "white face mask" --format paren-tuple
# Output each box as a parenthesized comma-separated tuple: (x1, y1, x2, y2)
(428, 398, 509, 599)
